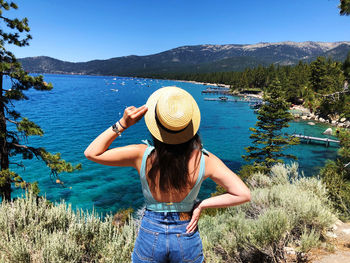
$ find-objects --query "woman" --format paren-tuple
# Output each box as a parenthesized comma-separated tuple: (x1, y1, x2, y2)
(84, 86, 251, 263)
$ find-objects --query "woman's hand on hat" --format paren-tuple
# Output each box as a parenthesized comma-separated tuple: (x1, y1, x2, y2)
(119, 105, 148, 129)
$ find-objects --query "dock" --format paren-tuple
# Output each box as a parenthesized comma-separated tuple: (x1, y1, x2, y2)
(201, 89, 231, 95)
(204, 98, 237, 102)
(292, 134, 340, 147)
(204, 97, 262, 103)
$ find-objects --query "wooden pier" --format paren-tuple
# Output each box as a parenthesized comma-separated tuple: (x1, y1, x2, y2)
(201, 89, 231, 95)
(292, 134, 340, 147)
(204, 98, 236, 102)
(204, 97, 262, 103)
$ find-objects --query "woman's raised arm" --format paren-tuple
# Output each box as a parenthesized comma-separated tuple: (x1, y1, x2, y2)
(84, 105, 148, 168)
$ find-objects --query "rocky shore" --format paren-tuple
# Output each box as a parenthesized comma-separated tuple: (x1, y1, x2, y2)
(177, 79, 348, 130)
(176, 79, 231, 89)
(290, 105, 350, 129)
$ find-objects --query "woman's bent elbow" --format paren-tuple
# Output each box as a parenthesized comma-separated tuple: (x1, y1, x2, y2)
(243, 190, 251, 203)
(84, 150, 93, 160)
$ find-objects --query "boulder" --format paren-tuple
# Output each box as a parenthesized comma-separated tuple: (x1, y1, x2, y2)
(319, 118, 326, 123)
(284, 247, 296, 255)
(323, 128, 333, 135)
(301, 116, 308, 120)
(342, 229, 350, 235)
(308, 122, 315, 126)
(332, 120, 337, 125)
(325, 231, 337, 238)
(340, 117, 346, 123)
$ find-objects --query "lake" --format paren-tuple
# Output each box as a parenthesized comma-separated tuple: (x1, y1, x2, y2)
(5, 74, 338, 215)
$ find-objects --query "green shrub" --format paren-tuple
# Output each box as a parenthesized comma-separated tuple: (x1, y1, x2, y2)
(113, 207, 134, 227)
(0, 163, 338, 263)
(199, 163, 336, 262)
(298, 227, 321, 253)
(320, 160, 350, 220)
(0, 193, 136, 262)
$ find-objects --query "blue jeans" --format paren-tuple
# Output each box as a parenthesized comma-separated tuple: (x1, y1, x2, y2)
(132, 210, 204, 263)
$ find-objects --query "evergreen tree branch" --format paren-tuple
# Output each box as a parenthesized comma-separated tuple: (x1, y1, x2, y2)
(9, 161, 24, 168)
(5, 117, 18, 124)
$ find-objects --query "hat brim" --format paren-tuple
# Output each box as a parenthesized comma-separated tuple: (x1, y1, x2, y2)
(144, 86, 201, 144)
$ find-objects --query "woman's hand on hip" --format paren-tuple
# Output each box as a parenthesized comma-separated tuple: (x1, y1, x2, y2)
(119, 105, 148, 129)
(186, 202, 202, 233)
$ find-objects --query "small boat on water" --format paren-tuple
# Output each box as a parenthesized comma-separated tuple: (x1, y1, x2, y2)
(219, 96, 228, 101)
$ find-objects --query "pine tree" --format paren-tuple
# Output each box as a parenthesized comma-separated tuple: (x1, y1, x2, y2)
(310, 57, 345, 94)
(0, 1, 81, 201)
(343, 51, 350, 83)
(242, 79, 299, 172)
(339, 0, 350, 15)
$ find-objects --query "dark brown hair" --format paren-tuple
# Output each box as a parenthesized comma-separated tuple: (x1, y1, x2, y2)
(147, 133, 202, 193)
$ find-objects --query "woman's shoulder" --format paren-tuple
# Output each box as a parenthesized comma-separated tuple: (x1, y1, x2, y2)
(133, 143, 149, 154)
(118, 143, 149, 159)
(202, 150, 228, 177)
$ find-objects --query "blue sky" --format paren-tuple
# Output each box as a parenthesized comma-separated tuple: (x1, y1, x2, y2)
(5, 0, 349, 62)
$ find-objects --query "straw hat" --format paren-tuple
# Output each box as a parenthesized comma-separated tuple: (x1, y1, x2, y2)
(144, 86, 201, 144)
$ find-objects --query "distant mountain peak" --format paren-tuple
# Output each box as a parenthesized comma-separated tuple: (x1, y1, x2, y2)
(19, 41, 350, 76)
(241, 41, 350, 51)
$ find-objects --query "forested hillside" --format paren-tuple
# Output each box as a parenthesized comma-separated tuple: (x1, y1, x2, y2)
(19, 41, 350, 76)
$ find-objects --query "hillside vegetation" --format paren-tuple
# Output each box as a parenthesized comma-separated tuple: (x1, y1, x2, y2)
(164, 54, 350, 123)
(19, 42, 350, 76)
(0, 164, 337, 263)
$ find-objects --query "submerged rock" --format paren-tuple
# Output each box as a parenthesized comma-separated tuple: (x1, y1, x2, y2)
(323, 128, 333, 135)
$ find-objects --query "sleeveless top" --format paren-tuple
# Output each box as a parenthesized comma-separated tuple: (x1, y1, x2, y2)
(139, 140, 208, 212)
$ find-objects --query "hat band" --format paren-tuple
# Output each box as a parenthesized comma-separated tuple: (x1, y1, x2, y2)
(154, 107, 189, 134)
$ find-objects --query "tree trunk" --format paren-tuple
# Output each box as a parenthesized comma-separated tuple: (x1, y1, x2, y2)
(0, 73, 11, 201)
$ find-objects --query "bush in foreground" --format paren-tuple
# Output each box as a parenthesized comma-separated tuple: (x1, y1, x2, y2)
(199, 163, 336, 262)
(0, 195, 136, 262)
(0, 163, 337, 262)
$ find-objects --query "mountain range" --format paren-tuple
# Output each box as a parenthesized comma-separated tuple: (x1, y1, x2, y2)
(19, 41, 350, 76)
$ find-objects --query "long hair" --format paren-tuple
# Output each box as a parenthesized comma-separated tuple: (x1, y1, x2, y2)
(147, 134, 202, 193)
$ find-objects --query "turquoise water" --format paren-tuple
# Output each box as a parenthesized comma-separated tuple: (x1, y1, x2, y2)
(5, 74, 338, 215)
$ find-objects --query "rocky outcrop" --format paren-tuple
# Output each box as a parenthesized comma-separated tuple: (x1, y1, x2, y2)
(290, 106, 350, 129)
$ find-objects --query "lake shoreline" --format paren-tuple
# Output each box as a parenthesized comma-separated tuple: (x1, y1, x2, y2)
(290, 104, 350, 130)
(175, 78, 349, 130)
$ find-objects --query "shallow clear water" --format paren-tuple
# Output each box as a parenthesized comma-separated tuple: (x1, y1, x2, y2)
(4, 74, 338, 215)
